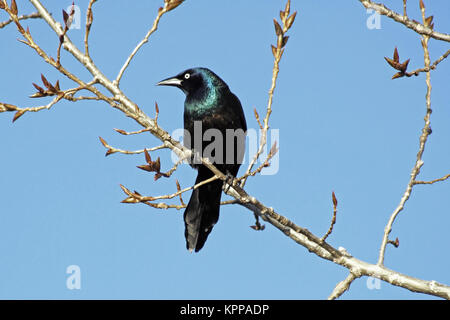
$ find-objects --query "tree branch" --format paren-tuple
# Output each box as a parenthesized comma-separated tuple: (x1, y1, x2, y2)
(328, 272, 359, 300)
(114, 1, 181, 86)
(358, 0, 450, 42)
(404, 49, 450, 77)
(414, 173, 450, 185)
(0, 11, 40, 29)
(377, 0, 434, 266)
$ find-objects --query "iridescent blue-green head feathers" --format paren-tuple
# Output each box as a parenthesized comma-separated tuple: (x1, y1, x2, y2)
(157, 67, 230, 114)
(157, 67, 228, 96)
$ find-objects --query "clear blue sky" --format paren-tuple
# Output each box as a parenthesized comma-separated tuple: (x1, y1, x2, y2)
(1, 0, 449, 299)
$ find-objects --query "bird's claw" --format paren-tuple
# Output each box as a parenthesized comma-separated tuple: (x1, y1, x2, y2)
(223, 172, 236, 193)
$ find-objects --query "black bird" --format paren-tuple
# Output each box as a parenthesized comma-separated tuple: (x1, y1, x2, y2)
(157, 67, 247, 252)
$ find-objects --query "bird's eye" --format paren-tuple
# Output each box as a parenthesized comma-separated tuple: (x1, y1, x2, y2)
(184, 73, 190, 79)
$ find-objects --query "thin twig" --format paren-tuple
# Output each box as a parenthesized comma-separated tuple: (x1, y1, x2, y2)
(114, 4, 170, 86)
(56, 3, 75, 66)
(253, 108, 263, 130)
(377, 2, 433, 266)
(175, 180, 185, 206)
(321, 192, 338, 242)
(155, 156, 185, 179)
(238, 142, 278, 182)
(414, 173, 450, 185)
(84, 0, 97, 58)
(240, 5, 296, 187)
(0, 11, 40, 29)
(404, 49, 450, 77)
(98, 136, 167, 156)
(114, 127, 151, 136)
(120, 175, 219, 203)
(1, 3, 107, 107)
(1, 82, 100, 121)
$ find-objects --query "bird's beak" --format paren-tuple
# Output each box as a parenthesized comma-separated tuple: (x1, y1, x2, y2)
(156, 76, 182, 87)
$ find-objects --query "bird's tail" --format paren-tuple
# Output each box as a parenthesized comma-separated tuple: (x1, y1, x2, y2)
(184, 166, 223, 252)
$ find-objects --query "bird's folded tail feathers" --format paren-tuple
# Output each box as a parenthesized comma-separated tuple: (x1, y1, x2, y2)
(184, 168, 223, 252)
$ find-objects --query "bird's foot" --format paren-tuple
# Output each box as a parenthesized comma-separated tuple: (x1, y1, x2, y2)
(223, 172, 236, 194)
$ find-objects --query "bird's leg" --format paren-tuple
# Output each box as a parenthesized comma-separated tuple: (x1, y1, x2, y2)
(223, 171, 237, 194)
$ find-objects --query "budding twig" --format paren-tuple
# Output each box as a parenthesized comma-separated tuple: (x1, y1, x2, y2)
(241, 1, 296, 188)
(404, 49, 450, 77)
(1, 80, 101, 122)
(57, 3, 75, 66)
(120, 175, 219, 205)
(84, 0, 97, 58)
(253, 108, 263, 130)
(114, 127, 152, 136)
(321, 192, 338, 242)
(99, 137, 166, 157)
(238, 142, 278, 182)
(378, 1, 434, 266)
(1, 1, 110, 113)
(387, 237, 400, 248)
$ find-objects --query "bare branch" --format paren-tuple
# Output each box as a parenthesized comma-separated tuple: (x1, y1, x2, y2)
(0, 95, 61, 122)
(114, 2, 181, 86)
(358, 0, 450, 42)
(1, 80, 100, 122)
(414, 173, 450, 185)
(377, 2, 434, 266)
(404, 49, 450, 77)
(114, 127, 151, 136)
(238, 141, 278, 182)
(120, 175, 219, 204)
(153, 156, 185, 180)
(98, 136, 167, 157)
(328, 272, 359, 300)
(0, 11, 40, 29)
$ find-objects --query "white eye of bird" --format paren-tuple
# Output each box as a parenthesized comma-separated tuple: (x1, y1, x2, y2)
(184, 73, 190, 79)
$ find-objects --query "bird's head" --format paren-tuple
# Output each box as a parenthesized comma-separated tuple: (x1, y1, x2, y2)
(157, 67, 226, 95)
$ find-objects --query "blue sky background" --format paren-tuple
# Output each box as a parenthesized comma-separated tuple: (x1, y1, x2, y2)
(0, 0, 449, 299)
